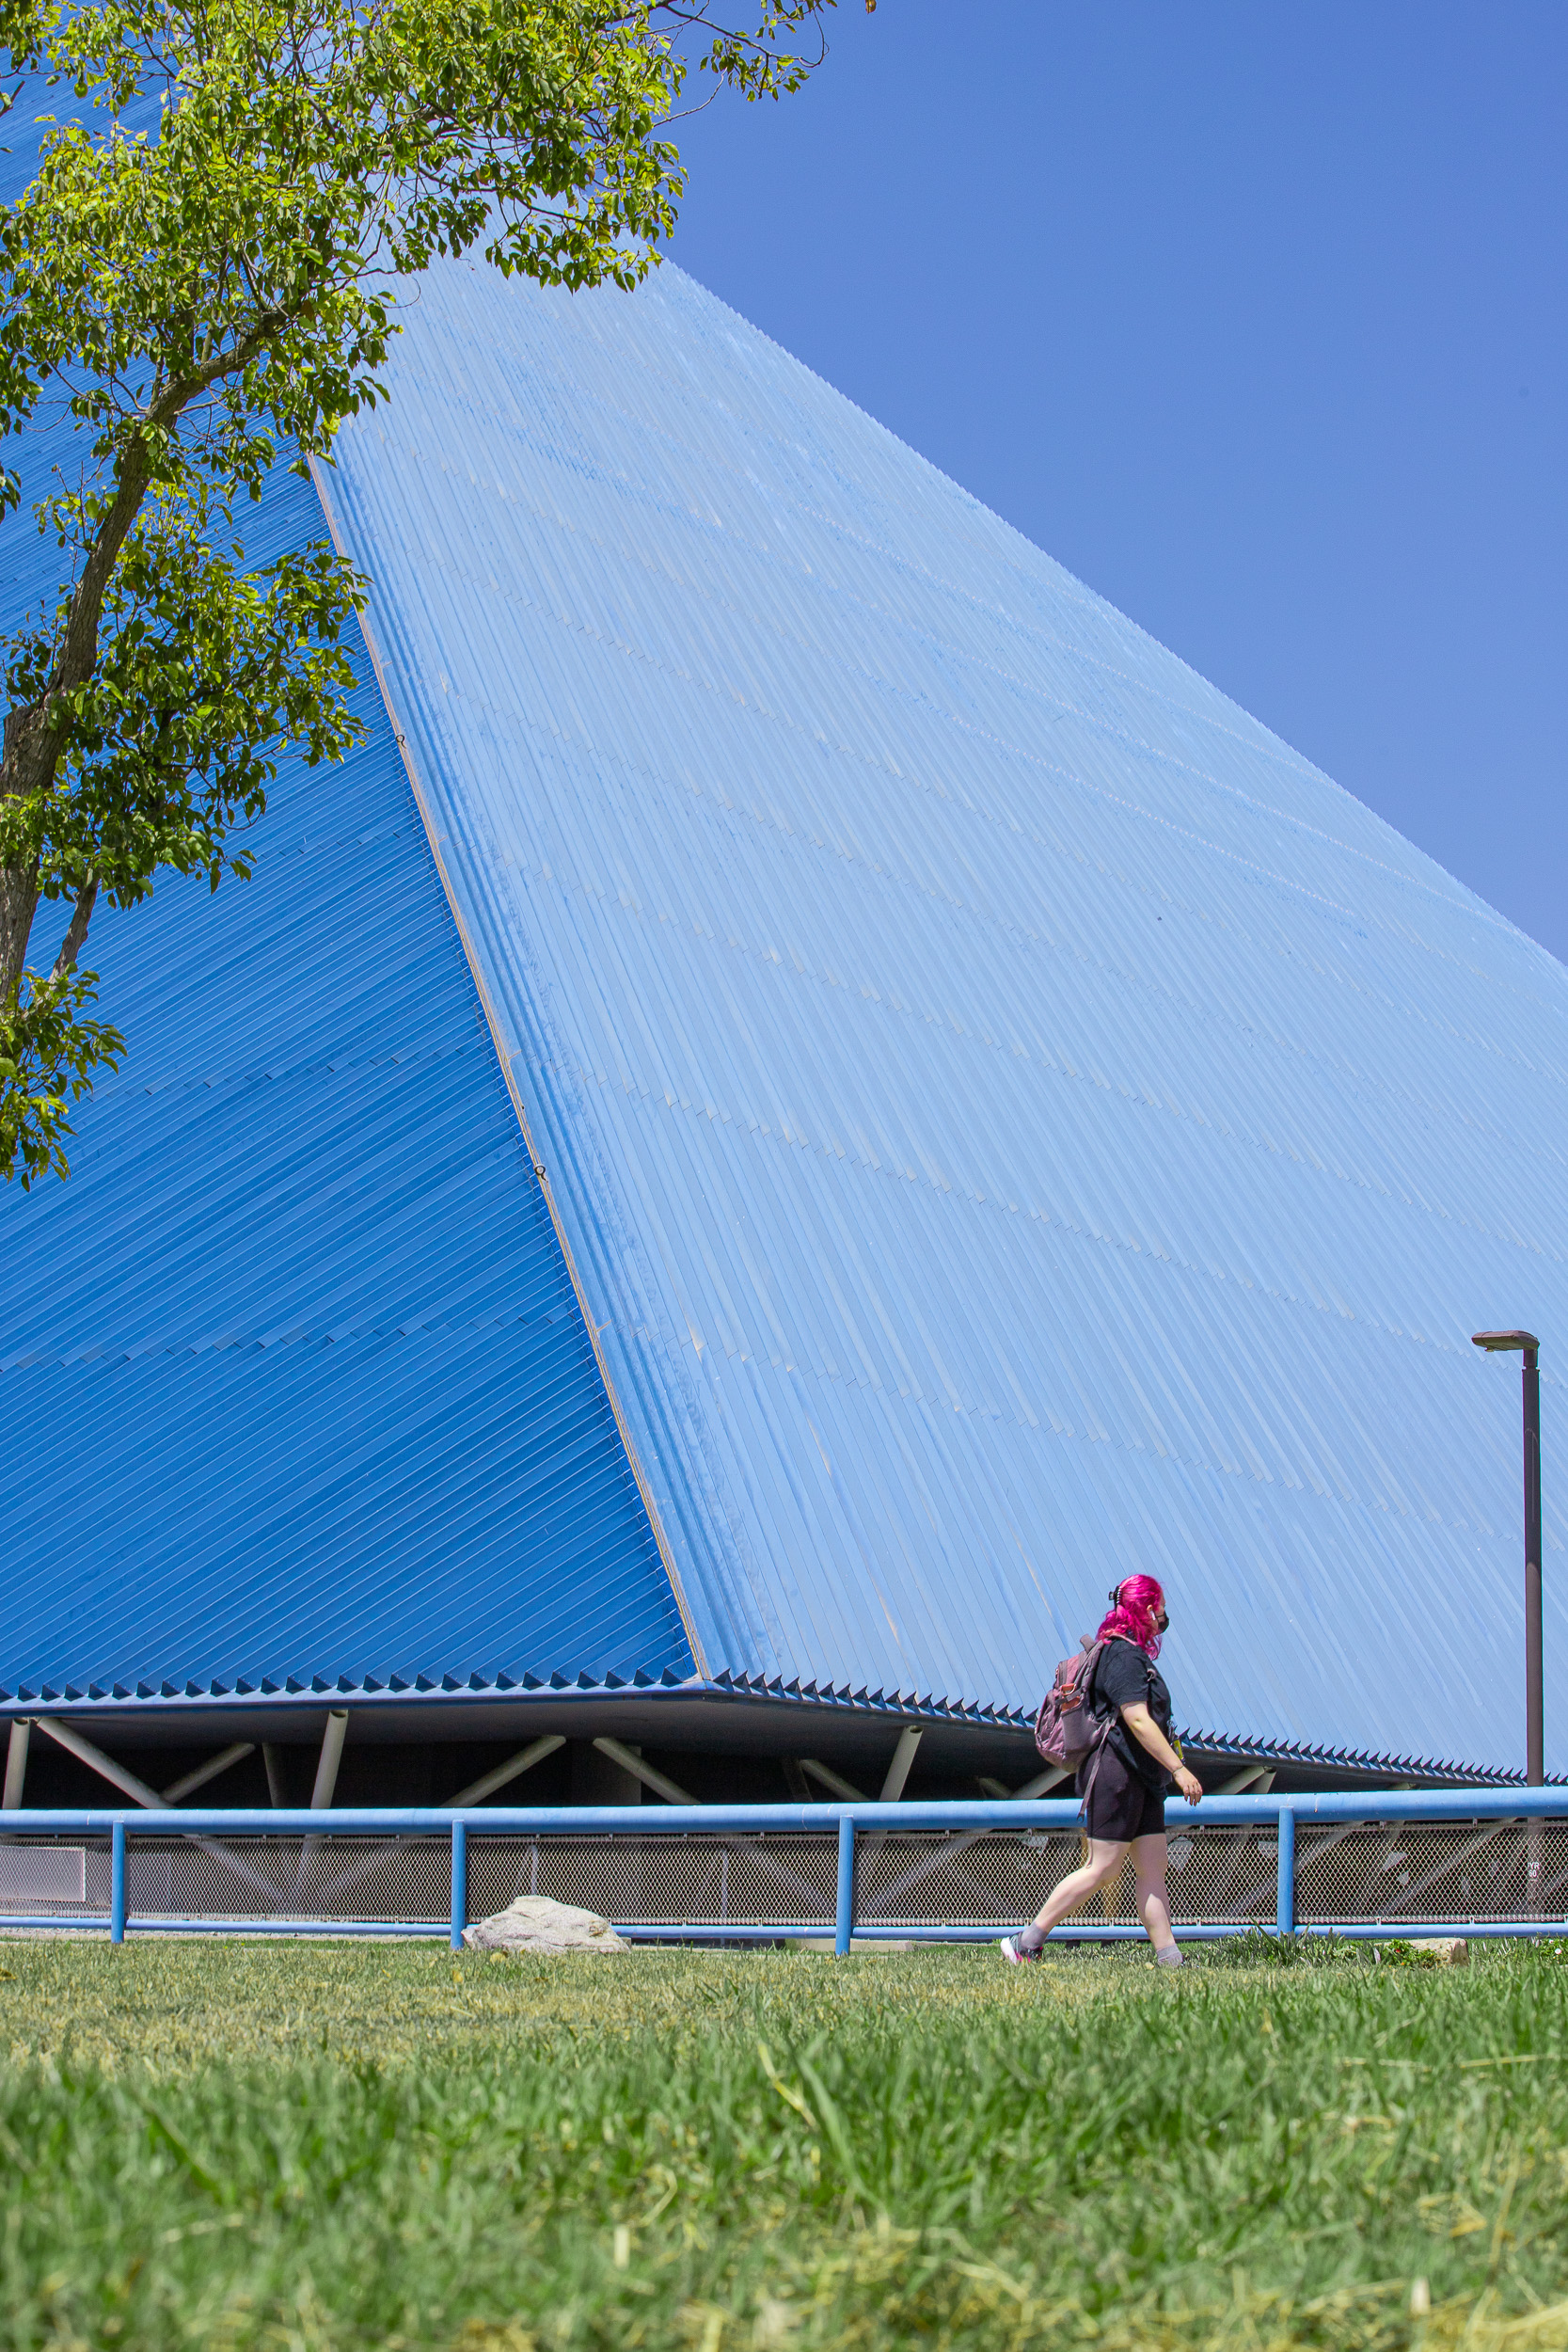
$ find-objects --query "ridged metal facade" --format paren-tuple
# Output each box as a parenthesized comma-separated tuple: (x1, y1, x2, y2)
(0, 388, 689, 1703)
(5, 56, 1564, 1777)
(314, 253, 1568, 1778)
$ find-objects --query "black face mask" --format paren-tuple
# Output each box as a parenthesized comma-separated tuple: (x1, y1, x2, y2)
(1110, 1587, 1170, 1635)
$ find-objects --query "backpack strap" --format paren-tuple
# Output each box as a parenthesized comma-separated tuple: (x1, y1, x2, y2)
(1075, 1708, 1116, 1820)
(1076, 1636, 1143, 1822)
(1090, 1633, 1136, 1719)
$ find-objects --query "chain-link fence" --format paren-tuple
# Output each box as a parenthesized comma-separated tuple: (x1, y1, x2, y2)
(853, 1823, 1284, 1927)
(1296, 1818, 1568, 1924)
(2, 1817, 1566, 1933)
(0, 1834, 450, 1925)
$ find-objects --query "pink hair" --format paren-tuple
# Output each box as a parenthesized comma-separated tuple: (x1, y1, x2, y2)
(1097, 1574, 1165, 1659)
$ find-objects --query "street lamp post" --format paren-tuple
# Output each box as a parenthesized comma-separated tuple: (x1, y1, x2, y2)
(1472, 1329, 1544, 1785)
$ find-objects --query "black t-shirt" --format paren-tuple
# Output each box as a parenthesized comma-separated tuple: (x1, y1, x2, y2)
(1092, 1637, 1174, 1789)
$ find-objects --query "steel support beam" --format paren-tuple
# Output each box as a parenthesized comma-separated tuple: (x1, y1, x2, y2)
(30, 1722, 281, 1908)
(447, 1736, 565, 1808)
(162, 1744, 254, 1804)
(2, 1719, 30, 1809)
(857, 1730, 925, 1901)
(30, 1720, 259, 1808)
(309, 1712, 349, 1810)
(878, 1726, 922, 1803)
(1216, 1763, 1275, 1795)
(593, 1736, 694, 1805)
(31, 1717, 167, 1807)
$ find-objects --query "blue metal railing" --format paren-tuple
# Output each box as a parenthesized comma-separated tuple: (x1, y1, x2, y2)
(2, 1788, 1565, 1948)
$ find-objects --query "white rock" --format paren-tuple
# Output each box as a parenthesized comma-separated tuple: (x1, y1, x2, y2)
(1403, 1936, 1468, 1965)
(462, 1896, 630, 1955)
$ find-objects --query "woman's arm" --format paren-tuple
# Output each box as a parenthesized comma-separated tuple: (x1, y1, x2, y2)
(1120, 1703, 1203, 1804)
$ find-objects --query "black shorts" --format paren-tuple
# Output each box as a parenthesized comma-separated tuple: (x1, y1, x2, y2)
(1079, 1744, 1167, 1843)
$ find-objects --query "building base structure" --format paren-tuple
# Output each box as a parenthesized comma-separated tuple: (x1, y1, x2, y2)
(4, 100, 1568, 1792)
(1, 1792, 1565, 1950)
(0, 1692, 1542, 1829)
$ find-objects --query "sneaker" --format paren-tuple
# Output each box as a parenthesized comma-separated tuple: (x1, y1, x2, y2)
(1000, 1934, 1041, 1965)
(1154, 1945, 1183, 1969)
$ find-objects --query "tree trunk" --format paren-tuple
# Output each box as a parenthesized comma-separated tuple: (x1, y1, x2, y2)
(0, 438, 153, 1001)
(0, 696, 47, 1006)
(50, 873, 99, 980)
(1, 324, 287, 1011)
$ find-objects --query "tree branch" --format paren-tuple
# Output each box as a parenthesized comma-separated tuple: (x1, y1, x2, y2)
(45, 312, 291, 707)
(50, 871, 99, 980)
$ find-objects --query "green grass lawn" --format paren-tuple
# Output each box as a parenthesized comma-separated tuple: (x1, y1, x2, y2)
(4, 1935, 1568, 2351)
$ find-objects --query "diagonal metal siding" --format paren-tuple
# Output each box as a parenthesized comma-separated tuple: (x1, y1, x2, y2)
(0, 254, 690, 1698)
(317, 254, 1568, 1775)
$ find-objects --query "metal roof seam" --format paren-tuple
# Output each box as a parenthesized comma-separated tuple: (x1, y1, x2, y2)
(309, 453, 710, 1686)
(458, 331, 1405, 849)
(7, 185, 1567, 1771)
(303, 656, 1564, 1221)
(301, 255, 1568, 1766)
(0, 1677, 1541, 1782)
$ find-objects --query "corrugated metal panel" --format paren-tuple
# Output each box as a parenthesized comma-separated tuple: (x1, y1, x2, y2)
(318, 253, 1568, 1776)
(0, 294, 690, 1694)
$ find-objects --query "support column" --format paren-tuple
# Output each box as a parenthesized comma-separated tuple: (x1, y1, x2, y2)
(110, 1822, 127, 1945)
(310, 1711, 349, 1809)
(1275, 1806, 1295, 1937)
(451, 1820, 467, 1952)
(294, 1712, 349, 1912)
(1525, 1347, 1544, 1906)
(879, 1726, 922, 1803)
(2, 1720, 30, 1809)
(1524, 1346, 1544, 1787)
(835, 1817, 856, 1956)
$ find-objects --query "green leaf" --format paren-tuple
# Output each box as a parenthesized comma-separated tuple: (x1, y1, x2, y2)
(0, 0, 833, 1180)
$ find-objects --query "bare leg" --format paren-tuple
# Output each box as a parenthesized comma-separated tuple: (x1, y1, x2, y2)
(1132, 1832, 1179, 1960)
(1028, 1837, 1132, 1939)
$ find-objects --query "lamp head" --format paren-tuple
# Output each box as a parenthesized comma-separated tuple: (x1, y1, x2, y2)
(1472, 1330, 1542, 1354)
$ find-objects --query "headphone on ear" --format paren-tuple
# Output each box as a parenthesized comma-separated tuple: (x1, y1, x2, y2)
(1109, 1580, 1170, 1632)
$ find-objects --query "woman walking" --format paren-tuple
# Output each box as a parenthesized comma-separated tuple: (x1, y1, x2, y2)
(1002, 1574, 1202, 1967)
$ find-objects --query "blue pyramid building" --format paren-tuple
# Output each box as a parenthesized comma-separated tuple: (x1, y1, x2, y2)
(4, 228, 1564, 1792)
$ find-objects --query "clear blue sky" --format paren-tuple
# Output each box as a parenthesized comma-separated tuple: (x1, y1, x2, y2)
(669, 1, 1567, 959)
